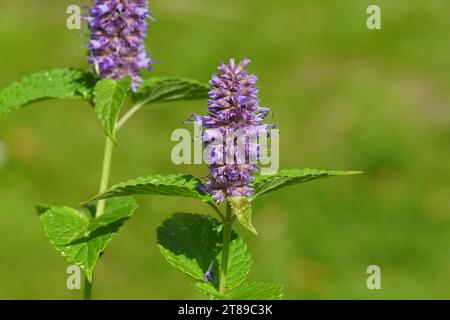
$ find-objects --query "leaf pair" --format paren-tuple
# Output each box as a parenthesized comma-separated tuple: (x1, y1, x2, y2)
(157, 213, 282, 300)
(90, 169, 361, 234)
(0, 68, 210, 143)
(91, 169, 360, 203)
(37, 197, 138, 282)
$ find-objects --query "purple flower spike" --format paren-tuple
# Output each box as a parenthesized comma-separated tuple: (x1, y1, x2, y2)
(87, 0, 154, 90)
(193, 59, 273, 203)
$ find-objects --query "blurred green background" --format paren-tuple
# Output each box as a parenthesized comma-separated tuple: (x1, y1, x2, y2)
(0, 0, 449, 299)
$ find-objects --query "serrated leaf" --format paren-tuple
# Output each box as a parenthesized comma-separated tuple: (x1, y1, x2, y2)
(94, 77, 131, 141)
(38, 197, 138, 282)
(131, 77, 209, 106)
(252, 168, 362, 199)
(157, 213, 252, 291)
(230, 197, 257, 235)
(0, 69, 96, 116)
(90, 174, 211, 202)
(192, 282, 224, 300)
(218, 237, 252, 289)
(157, 213, 222, 281)
(228, 282, 283, 300)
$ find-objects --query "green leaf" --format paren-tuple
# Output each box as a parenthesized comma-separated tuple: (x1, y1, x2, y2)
(228, 282, 283, 300)
(90, 174, 211, 202)
(0, 69, 96, 116)
(93, 77, 131, 142)
(157, 213, 252, 290)
(252, 168, 362, 198)
(230, 196, 257, 235)
(38, 197, 138, 282)
(218, 237, 252, 289)
(157, 213, 222, 282)
(131, 77, 209, 106)
(192, 282, 223, 300)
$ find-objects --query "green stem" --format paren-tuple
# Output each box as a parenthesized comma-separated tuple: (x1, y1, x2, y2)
(83, 276, 92, 300)
(96, 103, 143, 217)
(83, 103, 142, 300)
(95, 137, 114, 217)
(115, 103, 144, 131)
(219, 202, 233, 295)
(84, 137, 114, 300)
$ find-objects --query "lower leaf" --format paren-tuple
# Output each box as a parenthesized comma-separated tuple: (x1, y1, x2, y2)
(192, 282, 223, 300)
(157, 213, 252, 291)
(38, 197, 138, 282)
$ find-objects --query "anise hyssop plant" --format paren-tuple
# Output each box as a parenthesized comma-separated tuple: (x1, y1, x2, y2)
(0, 1, 210, 299)
(88, 58, 361, 299)
(0, 1, 360, 299)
